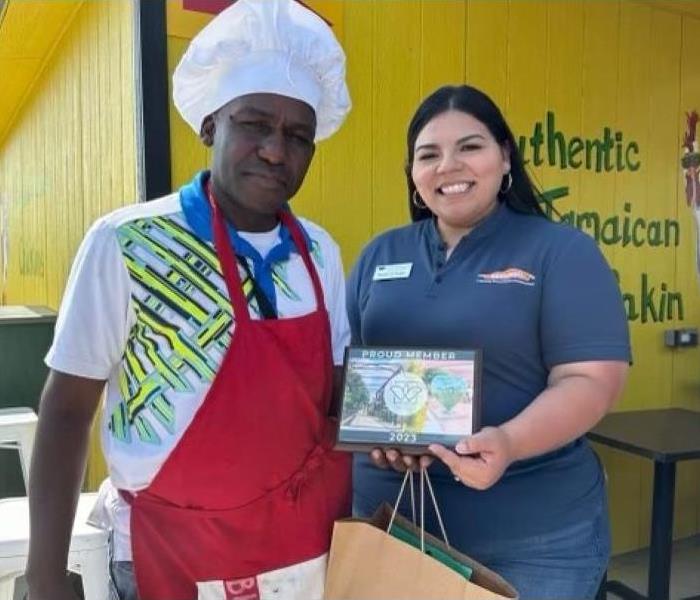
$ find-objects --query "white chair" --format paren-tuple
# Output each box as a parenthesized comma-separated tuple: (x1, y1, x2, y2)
(0, 493, 109, 600)
(0, 407, 38, 490)
(0, 408, 110, 599)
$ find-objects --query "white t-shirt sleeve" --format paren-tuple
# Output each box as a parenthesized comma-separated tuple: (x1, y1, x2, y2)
(323, 241, 350, 366)
(45, 218, 132, 380)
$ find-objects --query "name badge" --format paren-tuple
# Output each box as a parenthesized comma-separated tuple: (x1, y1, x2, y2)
(373, 263, 413, 281)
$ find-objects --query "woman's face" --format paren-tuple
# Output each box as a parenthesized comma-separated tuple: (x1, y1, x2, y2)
(411, 110, 510, 231)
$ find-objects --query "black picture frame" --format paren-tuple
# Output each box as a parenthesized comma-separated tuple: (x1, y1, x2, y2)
(335, 346, 482, 454)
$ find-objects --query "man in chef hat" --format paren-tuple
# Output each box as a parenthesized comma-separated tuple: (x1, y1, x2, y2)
(26, 2, 352, 599)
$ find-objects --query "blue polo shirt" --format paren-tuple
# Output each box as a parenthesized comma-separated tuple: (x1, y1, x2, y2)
(347, 203, 631, 549)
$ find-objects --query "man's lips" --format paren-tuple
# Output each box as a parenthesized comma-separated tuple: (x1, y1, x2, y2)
(244, 171, 287, 188)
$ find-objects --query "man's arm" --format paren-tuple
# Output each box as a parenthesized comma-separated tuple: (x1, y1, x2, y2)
(26, 370, 105, 600)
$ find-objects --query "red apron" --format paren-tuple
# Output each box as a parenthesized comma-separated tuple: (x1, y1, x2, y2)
(123, 198, 351, 600)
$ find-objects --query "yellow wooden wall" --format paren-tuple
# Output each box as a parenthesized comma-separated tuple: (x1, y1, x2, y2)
(167, 0, 700, 554)
(1, 0, 698, 556)
(0, 0, 137, 486)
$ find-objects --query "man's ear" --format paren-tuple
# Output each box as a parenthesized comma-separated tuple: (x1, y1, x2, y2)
(200, 115, 215, 147)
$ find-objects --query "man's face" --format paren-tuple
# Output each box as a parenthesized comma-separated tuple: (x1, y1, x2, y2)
(205, 93, 316, 223)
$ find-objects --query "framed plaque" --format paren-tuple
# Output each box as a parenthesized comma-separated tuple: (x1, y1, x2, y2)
(335, 346, 482, 453)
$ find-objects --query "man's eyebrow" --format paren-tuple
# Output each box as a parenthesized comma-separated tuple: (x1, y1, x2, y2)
(286, 122, 315, 134)
(234, 107, 275, 119)
(235, 107, 314, 128)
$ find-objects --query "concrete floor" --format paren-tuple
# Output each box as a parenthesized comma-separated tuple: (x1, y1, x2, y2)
(607, 535, 700, 599)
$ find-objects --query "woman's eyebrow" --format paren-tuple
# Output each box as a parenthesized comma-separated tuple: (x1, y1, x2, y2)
(455, 134, 485, 144)
(415, 134, 485, 153)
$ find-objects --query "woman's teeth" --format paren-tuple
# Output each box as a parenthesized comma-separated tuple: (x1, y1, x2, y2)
(439, 182, 472, 195)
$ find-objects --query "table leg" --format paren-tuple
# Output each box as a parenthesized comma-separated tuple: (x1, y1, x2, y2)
(647, 460, 676, 600)
(606, 579, 646, 600)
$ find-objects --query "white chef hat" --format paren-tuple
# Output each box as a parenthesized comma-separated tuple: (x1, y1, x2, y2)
(172, 0, 350, 141)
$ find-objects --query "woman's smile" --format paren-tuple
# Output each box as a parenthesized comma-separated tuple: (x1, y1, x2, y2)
(436, 181, 475, 196)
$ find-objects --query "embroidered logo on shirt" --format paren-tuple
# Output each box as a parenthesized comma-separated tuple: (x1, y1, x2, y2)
(224, 577, 260, 600)
(477, 268, 536, 286)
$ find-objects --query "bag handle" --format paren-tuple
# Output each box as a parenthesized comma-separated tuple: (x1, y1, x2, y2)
(387, 468, 450, 552)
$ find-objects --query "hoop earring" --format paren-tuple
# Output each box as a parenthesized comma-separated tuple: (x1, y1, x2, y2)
(500, 172, 513, 194)
(412, 190, 427, 209)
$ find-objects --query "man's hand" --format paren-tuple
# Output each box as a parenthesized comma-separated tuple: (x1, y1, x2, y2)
(369, 448, 433, 472)
(429, 426, 514, 490)
(27, 576, 81, 600)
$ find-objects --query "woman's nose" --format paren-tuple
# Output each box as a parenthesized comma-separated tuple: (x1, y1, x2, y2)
(436, 151, 461, 173)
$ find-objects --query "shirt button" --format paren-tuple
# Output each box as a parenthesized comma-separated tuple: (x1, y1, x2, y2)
(435, 276, 442, 283)
(436, 261, 444, 269)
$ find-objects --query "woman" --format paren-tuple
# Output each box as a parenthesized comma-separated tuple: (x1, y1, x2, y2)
(346, 85, 630, 600)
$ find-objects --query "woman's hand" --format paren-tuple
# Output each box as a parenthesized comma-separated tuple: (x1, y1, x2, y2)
(369, 448, 433, 472)
(429, 426, 515, 490)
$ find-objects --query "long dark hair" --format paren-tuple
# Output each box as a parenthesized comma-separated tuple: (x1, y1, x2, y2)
(406, 85, 547, 222)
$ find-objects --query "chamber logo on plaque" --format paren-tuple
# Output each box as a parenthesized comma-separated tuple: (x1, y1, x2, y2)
(336, 347, 482, 452)
(383, 372, 428, 416)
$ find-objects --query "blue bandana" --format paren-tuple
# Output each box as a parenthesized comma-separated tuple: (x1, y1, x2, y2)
(178, 171, 311, 311)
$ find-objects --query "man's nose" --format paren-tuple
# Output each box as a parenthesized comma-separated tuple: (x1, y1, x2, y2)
(258, 130, 286, 164)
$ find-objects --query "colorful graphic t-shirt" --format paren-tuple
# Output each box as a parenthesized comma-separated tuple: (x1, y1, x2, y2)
(46, 173, 350, 559)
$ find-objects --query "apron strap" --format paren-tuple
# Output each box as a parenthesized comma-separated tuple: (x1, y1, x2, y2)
(279, 210, 326, 311)
(207, 187, 253, 324)
(237, 256, 278, 319)
(207, 184, 326, 321)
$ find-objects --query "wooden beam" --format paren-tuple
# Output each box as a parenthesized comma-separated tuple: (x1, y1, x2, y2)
(137, 0, 172, 200)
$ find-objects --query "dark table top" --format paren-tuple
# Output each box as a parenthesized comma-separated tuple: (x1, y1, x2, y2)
(0, 305, 56, 324)
(588, 408, 700, 463)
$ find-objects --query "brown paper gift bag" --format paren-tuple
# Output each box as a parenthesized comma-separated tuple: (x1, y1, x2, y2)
(324, 470, 518, 600)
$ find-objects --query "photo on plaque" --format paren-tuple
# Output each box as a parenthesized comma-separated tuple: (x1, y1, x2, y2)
(336, 346, 481, 452)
